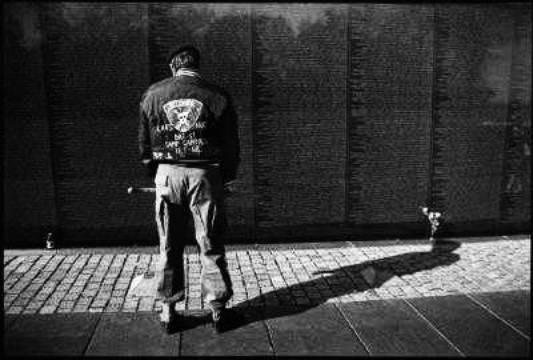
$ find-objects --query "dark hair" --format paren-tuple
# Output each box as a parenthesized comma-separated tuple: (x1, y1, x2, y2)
(168, 45, 200, 71)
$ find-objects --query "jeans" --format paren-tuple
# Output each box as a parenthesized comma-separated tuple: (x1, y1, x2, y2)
(154, 163, 233, 312)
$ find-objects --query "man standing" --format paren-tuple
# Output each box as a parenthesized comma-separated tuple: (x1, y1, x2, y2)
(138, 45, 240, 333)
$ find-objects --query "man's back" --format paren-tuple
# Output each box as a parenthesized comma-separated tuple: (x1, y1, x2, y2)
(139, 74, 238, 171)
(139, 70, 240, 182)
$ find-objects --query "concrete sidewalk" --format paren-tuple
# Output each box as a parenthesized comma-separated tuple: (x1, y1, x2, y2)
(3, 235, 531, 356)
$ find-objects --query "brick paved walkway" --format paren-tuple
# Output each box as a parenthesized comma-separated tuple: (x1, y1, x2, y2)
(4, 235, 530, 316)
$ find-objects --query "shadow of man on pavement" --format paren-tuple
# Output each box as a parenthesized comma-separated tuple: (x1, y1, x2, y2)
(208, 239, 461, 332)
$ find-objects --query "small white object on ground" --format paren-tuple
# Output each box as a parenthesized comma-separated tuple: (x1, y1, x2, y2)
(127, 272, 158, 297)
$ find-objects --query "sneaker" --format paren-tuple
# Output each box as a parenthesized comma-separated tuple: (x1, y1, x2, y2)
(160, 304, 180, 334)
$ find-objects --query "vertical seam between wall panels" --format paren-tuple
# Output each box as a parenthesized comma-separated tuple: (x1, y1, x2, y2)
(147, 4, 154, 84)
(250, 4, 258, 243)
(345, 3, 351, 230)
(427, 4, 438, 210)
(498, 7, 517, 223)
(145, 3, 151, 85)
(2, 8, 6, 239)
(38, 3, 62, 239)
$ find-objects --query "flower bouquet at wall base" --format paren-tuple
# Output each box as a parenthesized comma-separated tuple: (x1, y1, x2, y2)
(420, 207, 443, 246)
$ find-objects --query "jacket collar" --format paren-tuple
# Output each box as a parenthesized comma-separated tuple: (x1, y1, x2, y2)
(176, 68, 201, 78)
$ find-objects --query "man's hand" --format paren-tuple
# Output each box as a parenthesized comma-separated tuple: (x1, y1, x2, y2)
(141, 158, 158, 178)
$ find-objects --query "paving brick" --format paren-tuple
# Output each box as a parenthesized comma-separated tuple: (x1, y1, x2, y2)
(138, 297, 155, 312)
(56, 284, 71, 292)
(67, 288, 84, 297)
(18, 291, 36, 299)
(6, 306, 24, 314)
(111, 289, 127, 297)
(104, 302, 123, 312)
(83, 290, 99, 298)
(58, 301, 76, 309)
(22, 307, 40, 314)
(76, 297, 93, 305)
(91, 297, 109, 305)
(5, 255, 22, 265)
(33, 292, 50, 302)
(86, 283, 100, 290)
(97, 290, 112, 297)
(100, 285, 114, 292)
(13, 298, 31, 307)
(61, 277, 77, 285)
(39, 305, 58, 314)
(51, 291, 68, 299)
(122, 305, 138, 313)
(109, 292, 125, 301)
(55, 307, 73, 313)
(72, 304, 90, 313)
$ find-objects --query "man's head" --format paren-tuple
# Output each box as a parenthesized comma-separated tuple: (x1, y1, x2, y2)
(168, 45, 200, 75)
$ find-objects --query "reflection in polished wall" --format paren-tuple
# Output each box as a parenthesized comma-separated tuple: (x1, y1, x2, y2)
(3, 3, 531, 246)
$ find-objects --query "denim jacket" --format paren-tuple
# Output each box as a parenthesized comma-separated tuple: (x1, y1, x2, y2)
(139, 73, 240, 182)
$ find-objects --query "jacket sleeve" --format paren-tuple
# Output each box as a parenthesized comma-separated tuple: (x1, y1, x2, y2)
(220, 97, 241, 183)
(138, 99, 152, 161)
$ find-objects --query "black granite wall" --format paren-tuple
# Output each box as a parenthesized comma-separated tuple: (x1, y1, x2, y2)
(347, 4, 434, 226)
(3, 3, 531, 247)
(4, 3, 57, 243)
